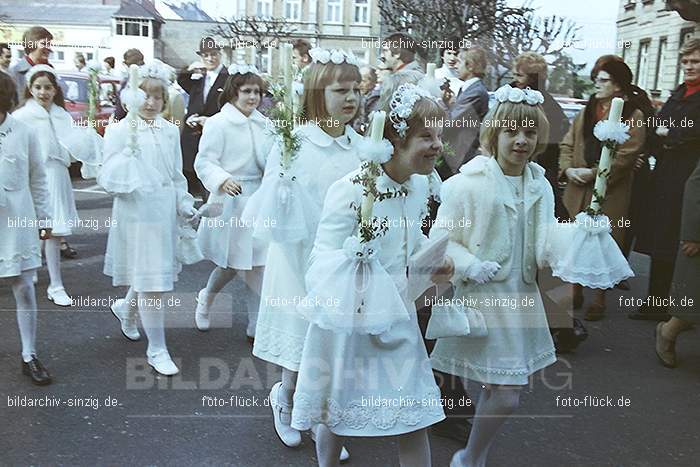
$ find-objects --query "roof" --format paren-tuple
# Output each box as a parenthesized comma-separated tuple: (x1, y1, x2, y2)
(114, 0, 165, 22)
(0, 1, 119, 26)
(161, 1, 214, 22)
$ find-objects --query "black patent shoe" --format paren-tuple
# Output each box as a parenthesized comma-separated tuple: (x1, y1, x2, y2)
(60, 241, 78, 259)
(22, 357, 52, 385)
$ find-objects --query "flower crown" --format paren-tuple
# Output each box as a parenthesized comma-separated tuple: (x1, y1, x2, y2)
(308, 47, 359, 66)
(389, 83, 439, 137)
(493, 84, 544, 106)
(140, 60, 174, 85)
(25, 64, 56, 88)
(228, 63, 261, 76)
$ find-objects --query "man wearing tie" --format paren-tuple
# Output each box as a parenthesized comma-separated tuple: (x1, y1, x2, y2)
(178, 37, 229, 197)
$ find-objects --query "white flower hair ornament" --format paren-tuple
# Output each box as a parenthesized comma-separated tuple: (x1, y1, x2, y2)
(308, 47, 359, 66)
(120, 64, 147, 113)
(140, 59, 173, 85)
(228, 63, 261, 76)
(25, 64, 57, 88)
(389, 83, 439, 138)
(493, 84, 544, 106)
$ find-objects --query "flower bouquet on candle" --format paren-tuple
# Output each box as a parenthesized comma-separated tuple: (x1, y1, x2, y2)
(298, 111, 411, 334)
(97, 64, 161, 194)
(549, 97, 634, 289)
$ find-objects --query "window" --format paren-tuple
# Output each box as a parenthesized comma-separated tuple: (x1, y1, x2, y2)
(636, 40, 650, 89)
(86, 52, 94, 61)
(256, 0, 272, 17)
(51, 50, 65, 61)
(260, 46, 272, 74)
(654, 37, 667, 90)
(115, 18, 150, 37)
(353, 0, 369, 24)
(326, 0, 342, 23)
(624, 1, 636, 10)
(285, 0, 302, 20)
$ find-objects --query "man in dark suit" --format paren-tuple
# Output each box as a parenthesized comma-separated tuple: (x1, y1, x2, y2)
(177, 37, 228, 197)
(439, 47, 490, 179)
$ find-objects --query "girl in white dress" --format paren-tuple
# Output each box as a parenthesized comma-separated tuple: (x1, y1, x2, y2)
(13, 65, 101, 307)
(429, 86, 585, 467)
(291, 85, 454, 467)
(194, 65, 273, 338)
(248, 48, 362, 450)
(98, 63, 197, 376)
(0, 73, 52, 385)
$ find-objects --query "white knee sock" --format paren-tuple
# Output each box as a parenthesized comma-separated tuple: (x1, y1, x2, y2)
(44, 238, 63, 289)
(137, 292, 167, 357)
(398, 428, 431, 467)
(280, 367, 297, 406)
(124, 287, 138, 317)
(243, 266, 263, 337)
(458, 381, 521, 467)
(13, 271, 38, 362)
(203, 267, 237, 306)
(315, 424, 344, 467)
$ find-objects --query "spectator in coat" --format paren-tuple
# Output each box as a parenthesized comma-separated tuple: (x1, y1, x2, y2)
(630, 37, 700, 321)
(381, 32, 423, 73)
(10, 26, 53, 105)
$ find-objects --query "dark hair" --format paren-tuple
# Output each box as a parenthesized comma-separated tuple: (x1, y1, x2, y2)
(104, 56, 115, 68)
(22, 26, 53, 54)
(440, 38, 460, 60)
(219, 72, 267, 108)
(292, 39, 311, 58)
(590, 54, 623, 81)
(384, 32, 417, 63)
(23, 70, 65, 109)
(0, 72, 17, 113)
(0, 42, 10, 53)
(123, 48, 144, 66)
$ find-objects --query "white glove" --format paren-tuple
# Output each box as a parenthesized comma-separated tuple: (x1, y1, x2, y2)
(182, 207, 199, 226)
(465, 260, 501, 284)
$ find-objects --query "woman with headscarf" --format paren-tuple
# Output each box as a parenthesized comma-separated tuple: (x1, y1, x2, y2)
(559, 59, 647, 321)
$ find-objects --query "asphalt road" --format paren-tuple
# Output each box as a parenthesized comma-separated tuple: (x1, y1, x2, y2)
(1, 180, 699, 466)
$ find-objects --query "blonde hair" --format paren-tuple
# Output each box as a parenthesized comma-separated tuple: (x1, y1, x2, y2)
(383, 97, 446, 150)
(461, 47, 487, 78)
(479, 101, 550, 159)
(514, 52, 548, 79)
(299, 61, 361, 123)
(680, 37, 700, 57)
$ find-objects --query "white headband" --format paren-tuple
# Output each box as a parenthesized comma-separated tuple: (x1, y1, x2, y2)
(389, 83, 439, 137)
(139, 60, 173, 85)
(25, 64, 56, 88)
(227, 64, 261, 76)
(493, 84, 544, 106)
(308, 47, 359, 67)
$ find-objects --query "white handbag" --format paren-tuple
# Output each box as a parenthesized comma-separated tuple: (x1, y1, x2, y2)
(425, 301, 488, 339)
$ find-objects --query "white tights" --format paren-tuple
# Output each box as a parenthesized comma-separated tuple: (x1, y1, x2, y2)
(12, 271, 38, 362)
(43, 237, 64, 289)
(454, 380, 521, 467)
(202, 266, 264, 336)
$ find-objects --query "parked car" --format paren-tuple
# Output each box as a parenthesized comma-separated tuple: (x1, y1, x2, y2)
(57, 71, 121, 135)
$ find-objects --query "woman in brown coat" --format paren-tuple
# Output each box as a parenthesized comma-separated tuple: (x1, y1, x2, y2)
(559, 59, 646, 321)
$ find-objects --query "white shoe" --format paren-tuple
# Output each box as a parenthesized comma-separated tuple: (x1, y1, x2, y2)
(111, 299, 141, 341)
(310, 424, 351, 463)
(195, 289, 210, 332)
(147, 351, 179, 376)
(450, 449, 469, 467)
(47, 286, 72, 307)
(269, 382, 301, 448)
(32, 272, 38, 284)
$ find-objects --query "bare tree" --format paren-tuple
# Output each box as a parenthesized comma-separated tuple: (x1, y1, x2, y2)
(210, 16, 298, 69)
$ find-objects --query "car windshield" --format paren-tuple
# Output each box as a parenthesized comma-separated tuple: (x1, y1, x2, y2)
(58, 76, 88, 103)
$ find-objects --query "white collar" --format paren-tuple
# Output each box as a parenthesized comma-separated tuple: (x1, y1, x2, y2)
(460, 77, 480, 92)
(297, 121, 358, 149)
(0, 113, 13, 132)
(206, 64, 223, 77)
(221, 102, 267, 126)
(18, 98, 65, 120)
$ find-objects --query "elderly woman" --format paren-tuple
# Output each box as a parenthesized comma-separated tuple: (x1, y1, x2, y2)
(559, 59, 646, 321)
(632, 38, 700, 321)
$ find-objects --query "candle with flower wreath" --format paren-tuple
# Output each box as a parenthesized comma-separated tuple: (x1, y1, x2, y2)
(359, 111, 386, 224)
(588, 97, 626, 214)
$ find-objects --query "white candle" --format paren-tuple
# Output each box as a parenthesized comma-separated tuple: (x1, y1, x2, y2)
(360, 111, 386, 224)
(426, 62, 436, 80)
(282, 43, 294, 109)
(589, 97, 625, 213)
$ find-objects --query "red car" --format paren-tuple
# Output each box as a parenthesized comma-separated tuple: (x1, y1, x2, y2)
(57, 71, 121, 135)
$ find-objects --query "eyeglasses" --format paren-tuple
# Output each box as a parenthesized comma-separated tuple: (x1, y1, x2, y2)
(593, 77, 612, 84)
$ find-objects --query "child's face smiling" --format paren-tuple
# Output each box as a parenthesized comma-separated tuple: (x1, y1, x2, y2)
(323, 79, 360, 127)
(30, 75, 56, 110)
(496, 126, 538, 175)
(392, 125, 444, 178)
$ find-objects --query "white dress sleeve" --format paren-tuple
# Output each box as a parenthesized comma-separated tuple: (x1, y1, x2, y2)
(171, 124, 195, 217)
(194, 120, 231, 194)
(27, 131, 51, 223)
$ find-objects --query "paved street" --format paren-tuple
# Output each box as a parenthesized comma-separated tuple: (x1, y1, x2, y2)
(1, 180, 699, 466)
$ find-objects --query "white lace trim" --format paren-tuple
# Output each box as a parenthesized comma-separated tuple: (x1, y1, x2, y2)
(291, 390, 444, 432)
(252, 325, 305, 368)
(431, 348, 556, 377)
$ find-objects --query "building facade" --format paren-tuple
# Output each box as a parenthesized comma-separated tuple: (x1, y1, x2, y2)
(617, 0, 699, 101)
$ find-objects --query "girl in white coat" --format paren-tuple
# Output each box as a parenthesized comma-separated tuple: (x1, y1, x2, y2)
(13, 65, 100, 307)
(194, 65, 273, 338)
(249, 49, 363, 450)
(0, 73, 52, 385)
(430, 87, 584, 467)
(98, 65, 197, 376)
(291, 85, 455, 467)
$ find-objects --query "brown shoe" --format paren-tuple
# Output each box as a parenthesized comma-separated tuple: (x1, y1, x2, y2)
(655, 322, 677, 368)
(584, 303, 605, 321)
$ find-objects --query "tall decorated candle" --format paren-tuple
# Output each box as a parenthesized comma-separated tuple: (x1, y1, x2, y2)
(426, 62, 436, 80)
(360, 111, 386, 223)
(589, 96, 625, 214)
(282, 43, 294, 110)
